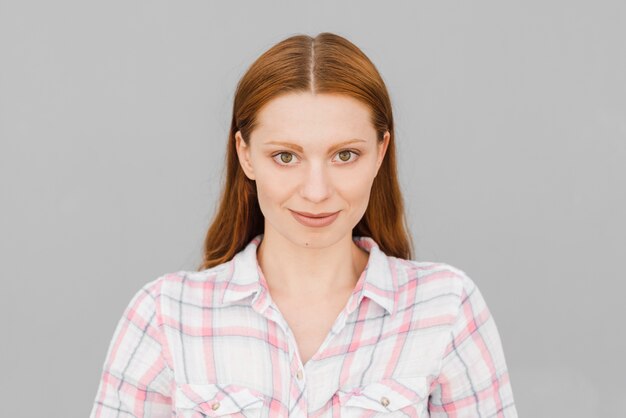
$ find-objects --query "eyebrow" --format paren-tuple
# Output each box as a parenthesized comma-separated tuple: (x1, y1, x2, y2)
(263, 139, 367, 153)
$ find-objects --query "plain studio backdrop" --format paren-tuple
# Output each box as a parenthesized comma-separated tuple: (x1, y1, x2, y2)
(1, 1, 624, 417)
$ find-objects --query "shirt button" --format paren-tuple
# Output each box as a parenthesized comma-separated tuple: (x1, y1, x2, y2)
(380, 396, 390, 407)
(211, 401, 221, 410)
(296, 369, 303, 380)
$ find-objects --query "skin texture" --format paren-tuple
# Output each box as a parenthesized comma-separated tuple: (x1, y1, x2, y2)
(235, 92, 390, 299)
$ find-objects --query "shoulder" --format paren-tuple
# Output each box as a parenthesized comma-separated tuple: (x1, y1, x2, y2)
(133, 260, 235, 312)
(392, 257, 476, 291)
(390, 257, 479, 312)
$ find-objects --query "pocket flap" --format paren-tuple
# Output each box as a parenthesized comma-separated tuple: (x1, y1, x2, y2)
(336, 376, 430, 412)
(175, 383, 265, 416)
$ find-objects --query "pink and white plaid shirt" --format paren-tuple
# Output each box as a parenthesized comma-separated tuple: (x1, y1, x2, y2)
(90, 233, 517, 417)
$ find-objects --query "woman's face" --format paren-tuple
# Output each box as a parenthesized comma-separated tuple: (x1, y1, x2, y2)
(235, 92, 389, 248)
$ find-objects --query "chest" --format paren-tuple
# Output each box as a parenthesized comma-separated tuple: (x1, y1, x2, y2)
(272, 292, 351, 365)
(165, 285, 449, 416)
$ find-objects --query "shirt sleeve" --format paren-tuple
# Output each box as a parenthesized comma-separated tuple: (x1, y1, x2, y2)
(428, 271, 518, 417)
(89, 278, 174, 418)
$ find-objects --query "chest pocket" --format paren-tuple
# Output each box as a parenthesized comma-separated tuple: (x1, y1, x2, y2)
(174, 382, 266, 417)
(335, 376, 430, 417)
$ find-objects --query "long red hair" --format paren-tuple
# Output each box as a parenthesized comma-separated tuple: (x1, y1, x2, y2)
(197, 32, 413, 270)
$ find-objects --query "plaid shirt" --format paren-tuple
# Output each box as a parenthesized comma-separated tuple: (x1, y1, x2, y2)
(90, 233, 517, 417)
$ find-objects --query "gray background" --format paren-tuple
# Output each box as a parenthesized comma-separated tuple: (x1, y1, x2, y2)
(1, 1, 624, 416)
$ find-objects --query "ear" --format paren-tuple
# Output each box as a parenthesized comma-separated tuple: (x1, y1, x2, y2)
(235, 130, 256, 181)
(375, 130, 390, 174)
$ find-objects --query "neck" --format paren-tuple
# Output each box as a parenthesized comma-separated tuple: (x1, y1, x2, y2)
(256, 228, 369, 298)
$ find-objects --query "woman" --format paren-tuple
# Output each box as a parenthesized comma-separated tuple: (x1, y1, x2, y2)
(90, 33, 518, 417)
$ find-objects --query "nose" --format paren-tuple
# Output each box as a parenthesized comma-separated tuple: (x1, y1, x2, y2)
(299, 161, 333, 203)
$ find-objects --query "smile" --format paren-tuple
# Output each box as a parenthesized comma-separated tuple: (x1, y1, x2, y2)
(289, 210, 340, 228)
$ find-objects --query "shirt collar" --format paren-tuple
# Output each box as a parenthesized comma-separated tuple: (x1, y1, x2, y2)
(222, 233, 397, 316)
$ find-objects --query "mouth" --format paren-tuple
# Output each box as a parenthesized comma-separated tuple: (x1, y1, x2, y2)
(289, 209, 340, 228)
(290, 210, 339, 218)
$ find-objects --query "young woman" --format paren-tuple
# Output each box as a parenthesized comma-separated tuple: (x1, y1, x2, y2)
(90, 33, 518, 417)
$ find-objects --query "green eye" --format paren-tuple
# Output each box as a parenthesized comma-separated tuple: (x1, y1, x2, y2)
(272, 152, 297, 165)
(279, 153, 293, 164)
(338, 150, 352, 162)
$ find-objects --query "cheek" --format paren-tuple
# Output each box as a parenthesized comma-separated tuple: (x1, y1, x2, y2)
(335, 171, 375, 206)
(254, 174, 293, 210)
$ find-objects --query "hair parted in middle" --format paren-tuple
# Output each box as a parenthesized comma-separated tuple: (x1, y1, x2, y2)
(198, 32, 413, 271)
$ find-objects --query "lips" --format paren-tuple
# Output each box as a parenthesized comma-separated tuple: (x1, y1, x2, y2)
(291, 210, 338, 218)
(289, 209, 340, 228)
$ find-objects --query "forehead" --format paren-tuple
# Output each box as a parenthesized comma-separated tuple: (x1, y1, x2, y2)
(253, 92, 375, 142)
